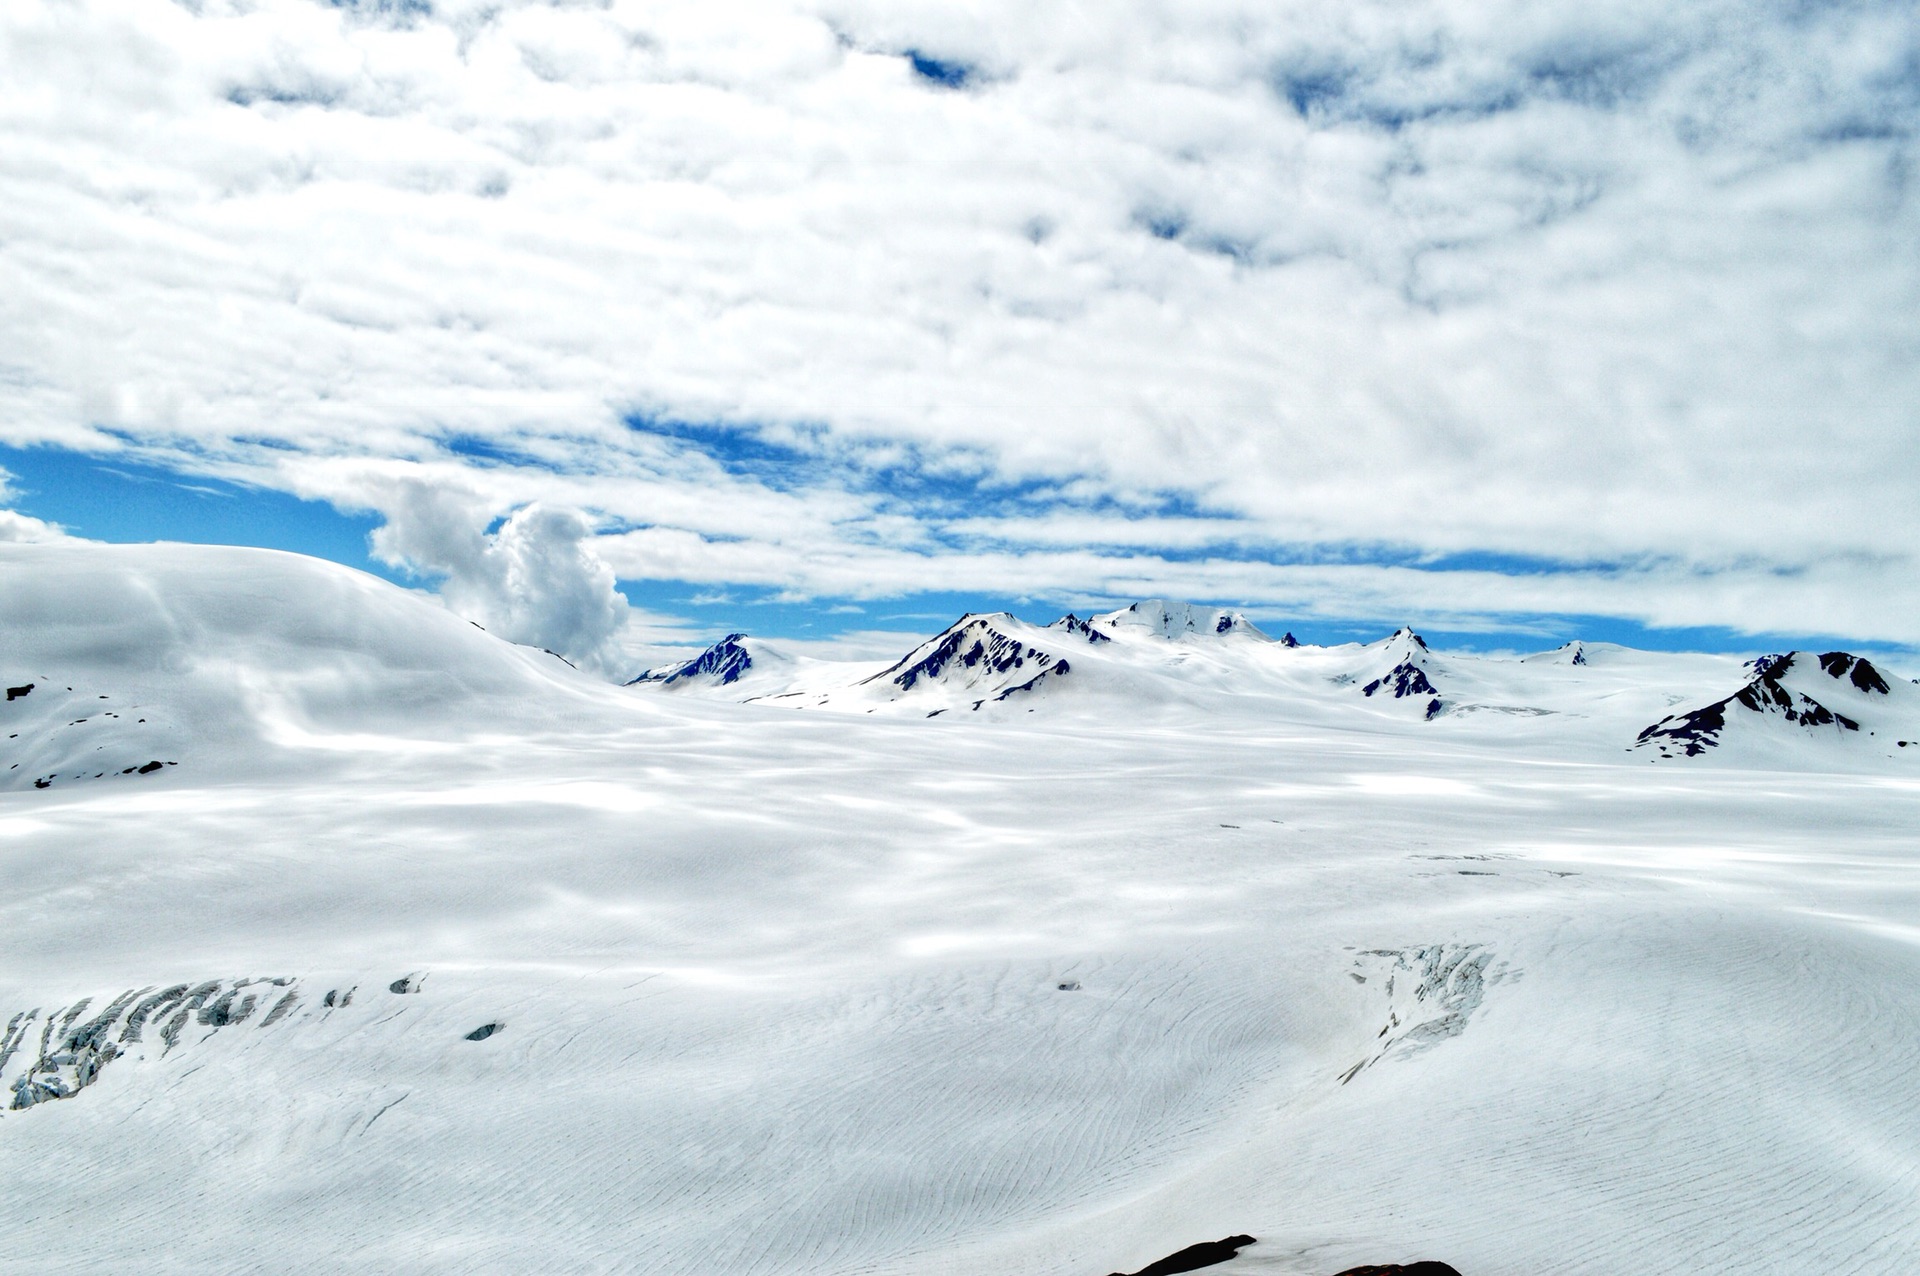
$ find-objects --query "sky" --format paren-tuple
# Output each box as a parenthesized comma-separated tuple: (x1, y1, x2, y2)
(2, 0, 1916, 675)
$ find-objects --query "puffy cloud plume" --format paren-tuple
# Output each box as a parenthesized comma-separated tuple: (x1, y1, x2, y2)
(365, 478, 628, 673)
(0, 0, 1915, 642)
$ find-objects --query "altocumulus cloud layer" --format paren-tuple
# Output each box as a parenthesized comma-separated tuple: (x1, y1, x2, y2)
(2, 0, 1918, 662)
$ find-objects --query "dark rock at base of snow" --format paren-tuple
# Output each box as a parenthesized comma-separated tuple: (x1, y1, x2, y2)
(1281, 632, 1299, 647)
(629, 634, 754, 687)
(465, 1022, 503, 1041)
(1331, 1264, 1463, 1276)
(390, 976, 420, 994)
(1109, 1235, 1257, 1276)
(5, 684, 31, 701)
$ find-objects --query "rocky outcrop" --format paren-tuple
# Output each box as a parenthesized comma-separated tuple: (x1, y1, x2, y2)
(1635, 651, 1880, 758)
(1110, 1235, 1258, 1275)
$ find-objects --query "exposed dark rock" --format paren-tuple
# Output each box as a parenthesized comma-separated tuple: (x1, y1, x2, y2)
(465, 1022, 504, 1041)
(1110, 1235, 1257, 1276)
(389, 976, 418, 994)
(867, 615, 1062, 694)
(630, 634, 754, 687)
(1636, 652, 1863, 758)
(1818, 651, 1891, 694)
(1331, 1264, 1462, 1276)
(1363, 661, 1437, 700)
(1050, 614, 1113, 643)
(5, 684, 31, 701)
(1281, 632, 1299, 647)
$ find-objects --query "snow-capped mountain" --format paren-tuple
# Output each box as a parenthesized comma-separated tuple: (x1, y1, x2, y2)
(1634, 650, 1918, 760)
(629, 633, 761, 689)
(1346, 626, 1444, 718)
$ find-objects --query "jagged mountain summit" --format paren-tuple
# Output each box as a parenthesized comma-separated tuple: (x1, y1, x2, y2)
(629, 634, 760, 689)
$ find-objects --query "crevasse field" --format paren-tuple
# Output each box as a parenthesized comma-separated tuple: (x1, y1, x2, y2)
(3, 542, 1918, 1275)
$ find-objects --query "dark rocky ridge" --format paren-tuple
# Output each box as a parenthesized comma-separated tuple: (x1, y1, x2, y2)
(1636, 651, 1882, 758)
(867, 614, 1063, 694)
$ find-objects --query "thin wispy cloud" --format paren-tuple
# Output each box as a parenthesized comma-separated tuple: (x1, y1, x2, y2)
(2, 0, 1915, 660)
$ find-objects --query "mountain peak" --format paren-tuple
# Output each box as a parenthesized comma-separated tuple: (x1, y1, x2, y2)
(629, 634, 754, 688)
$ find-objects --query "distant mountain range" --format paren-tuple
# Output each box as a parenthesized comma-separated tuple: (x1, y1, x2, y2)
(631, 600, 1919, 762)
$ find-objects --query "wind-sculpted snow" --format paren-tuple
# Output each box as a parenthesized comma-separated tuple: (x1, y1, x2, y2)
(5, 543, 1920, 1273)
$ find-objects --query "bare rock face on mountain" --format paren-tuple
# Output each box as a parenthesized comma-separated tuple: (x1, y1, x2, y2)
(1634, 650, 1897, 758)
(1331, 1264, 1463, 1276)
(1048, 613, 1114, 643)
(628, 634, 756, 688)
(863, 613, 1069, 705)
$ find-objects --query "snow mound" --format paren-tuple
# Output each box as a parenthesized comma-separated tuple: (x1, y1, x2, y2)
(0, 542, 607, 788)
(1523, 641, 1591, 666)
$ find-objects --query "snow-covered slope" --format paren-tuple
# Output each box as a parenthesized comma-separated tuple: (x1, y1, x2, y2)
(0, 541, 610, 790)
(5, 543, 1920, 1276)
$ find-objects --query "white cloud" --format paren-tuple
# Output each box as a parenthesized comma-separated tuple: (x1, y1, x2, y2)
(0, 467, 73, 543)
(362, 477, 630, 673)
(0, 0, 1915, 641)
